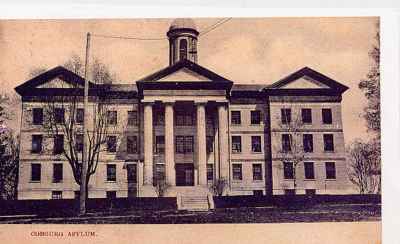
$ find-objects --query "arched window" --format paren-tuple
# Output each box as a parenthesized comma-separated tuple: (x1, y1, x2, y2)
(179, 39, 187, 60)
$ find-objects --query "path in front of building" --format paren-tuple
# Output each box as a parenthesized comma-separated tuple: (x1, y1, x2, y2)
(0, 203, 380, 224)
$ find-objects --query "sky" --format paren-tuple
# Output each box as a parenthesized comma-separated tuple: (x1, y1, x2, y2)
(0, 17, 378, 143)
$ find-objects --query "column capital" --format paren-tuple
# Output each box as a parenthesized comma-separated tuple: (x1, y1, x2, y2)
(194, 100, 207, 106)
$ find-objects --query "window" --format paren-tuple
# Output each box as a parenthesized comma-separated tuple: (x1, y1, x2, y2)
(304, 162, 315, 180)
(207, 164, 214, 181)
(75, 134, 83, 152)
(281, 108, 291, 124)
(54, 108, 65, 124)
(155, 136, 165, 154)
(52, 191, 62, 199)
(231, 136, 242, 153)
(106, 191, 116, 199)
(53, 134, 64, 154)
(301, 108, 312, 124)
(281, 134, 292, 152)
(253, 190, 263, 196)
(323, 134, 334, 152)
(107, 136, 117, 152)
(31, 164, 41, 182)
(232, 164, 242, 180)
(127, 136, 138, 154)
(283, 162, 294, 179)
(32, 108, 43, 125)
(184, 114, 194, 126)
(53, 163, 63, 183)
(154, 164, 165, 184)
(184, 136, 194, 153)
(179, 39, 188, 60)
(253, 164, 262, 180)
(127, 111, 138, 126)
(303, 134, 313, 153)
(284, 189, 295, 195)
(31, 135, 43, 153)
(305, 189, 316, 195)
(251, 110, 262, 125)
(251, 136, 262, 153)
(107, 111, 117, 125)
(126, 164, 137, 183)
(106, 164, 116, 182)
(154, 113, 165, 126)
(175, 136, 185, 153)
(175, 111, 194, 126)
(322, 108, 332, 124)
(231, 111, 241, 125)
(206, 115, 213, 125)
(206, 136, 214, 153)
(325, 162, 336, 179)
(76, 108, 84, 124)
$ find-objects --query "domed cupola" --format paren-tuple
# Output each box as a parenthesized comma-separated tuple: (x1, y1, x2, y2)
(167, 18, 199, 65)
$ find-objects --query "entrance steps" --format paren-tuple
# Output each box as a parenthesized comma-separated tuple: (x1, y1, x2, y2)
(174, 186, 215, 211)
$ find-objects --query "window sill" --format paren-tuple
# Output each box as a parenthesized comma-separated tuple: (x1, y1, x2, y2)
(250, 123, 262, 126)
(304, 179, 316, 181)
(251, 151, 263, 154)
(283, 179, 294, 181)
(105, 181, 117, 183)
(325, 178, 337, 181)
(324, 151, 335, 153)
(231, 151, 242, 154)
(29, 181, 41, 183)
(52, 181, 63, 184)
(253, 179, 263, 182)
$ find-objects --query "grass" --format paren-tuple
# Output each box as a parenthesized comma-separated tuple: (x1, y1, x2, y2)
(0, 203, 380, 224)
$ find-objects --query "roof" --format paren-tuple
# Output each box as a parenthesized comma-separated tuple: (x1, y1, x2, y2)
(266, 66, 349, 93)
(231, 84, 266, 92)
(169, 18, 197, 31)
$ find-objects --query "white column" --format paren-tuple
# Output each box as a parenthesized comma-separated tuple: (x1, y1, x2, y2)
(218, 103, 229, 180)
(143, 102, 153, 185)
(196, 102, 207, 185)
(164, 102, 176, 186)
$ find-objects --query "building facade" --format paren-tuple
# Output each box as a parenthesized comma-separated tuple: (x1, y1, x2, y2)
(15, 19, 351, 199)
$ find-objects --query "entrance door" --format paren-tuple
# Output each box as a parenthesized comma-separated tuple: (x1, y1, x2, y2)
(126, 164, 137, 198)
(176, 164, 194, 186)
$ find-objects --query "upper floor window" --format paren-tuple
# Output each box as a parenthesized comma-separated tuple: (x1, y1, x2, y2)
(107, 111, 117, 125)
(325, 162, 336, 179)
(54, 108, 65, 124)
(31, 163, 41, 182)
(304, 162, 315, 180)
(301, 108, 312, 124)
(322, 108, 333, 124)
(251, 110, 262, 125)
(76, 108, 84, 124)
(127, 111, 138, 126)
(153, 112, 165, 126)
(175, 111, 194, 126)
(53, 163, 63, 183)
(252, 164, 262, 180)
(251, 136, 262, 153)
(232, 164, 242, 180)
(283, 162, 294, 179)
(127, 136, 138, 154)
(231, 136, 242, 153)
(175, 136, 194, 154)
(32, 108, 43, 125)
(75, 134, 83, 152)
(303, 134, 313, 153)
(155, 136, 165, 154)
(281, 134, 292, 152)
(323, 134, 334, 152)
(31, 135, 43, 153)
(179, 39, 188, 60)
(281, 108, 291, 124)
(106, 164, 116, 182)
(53, 134, 64, 155)
(107, 136, 117, 152)
(207, 164, 213, 181)
(206, 136, 214, 153)
(231, 111, 241, 125)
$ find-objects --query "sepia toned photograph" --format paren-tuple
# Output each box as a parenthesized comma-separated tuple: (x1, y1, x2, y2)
(0, 16, 381, 229)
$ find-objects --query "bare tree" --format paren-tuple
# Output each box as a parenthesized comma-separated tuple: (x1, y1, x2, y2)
(210, 177, 228, 196)
(32, 55, 119, 214)
(275, 110, 306, 194)
(348, 139, 380, 194)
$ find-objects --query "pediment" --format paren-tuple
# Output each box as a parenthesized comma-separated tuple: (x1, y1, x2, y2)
(157, 67, 211, 82)
(36, 77, 83, 88)
(280, 76, 330, 89)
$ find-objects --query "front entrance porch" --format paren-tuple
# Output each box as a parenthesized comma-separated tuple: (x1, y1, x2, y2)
(175, 163, 194, 186)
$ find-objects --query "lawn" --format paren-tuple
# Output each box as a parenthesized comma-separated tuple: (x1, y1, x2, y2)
(0, 203, 380, 224)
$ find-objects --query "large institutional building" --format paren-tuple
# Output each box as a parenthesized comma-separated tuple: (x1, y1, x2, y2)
(15, 19, 351, 201)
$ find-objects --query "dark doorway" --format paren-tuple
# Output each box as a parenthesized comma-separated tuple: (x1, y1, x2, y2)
(176, 163, 194, 186)
(126, 164, 137, 198)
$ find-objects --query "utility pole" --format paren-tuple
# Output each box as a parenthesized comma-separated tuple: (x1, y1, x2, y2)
(80, 32, 91, 215)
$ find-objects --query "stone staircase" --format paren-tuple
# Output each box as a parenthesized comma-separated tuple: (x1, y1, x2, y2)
(175, 187, 214, 211)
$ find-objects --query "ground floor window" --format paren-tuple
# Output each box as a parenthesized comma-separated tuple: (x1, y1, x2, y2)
(325, 162, 336, 179)
(154, 164, 166, 185)
(283, 162, 294, 179)
(253, 190, 263, 196)
(206, 164, 213, 181)
(305, 189, 316, 195)
(304, 162, 315, 180)
(31, 163, 41, 182)
(52, 191, 62, 199)
(232, 164, 242, 180)
(284, 189, 295, 195)
(107, 164, 117, 182)
(252, 164, 262, 180)
(52, 163, 63, 183)
(106, 191, 117, 199)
